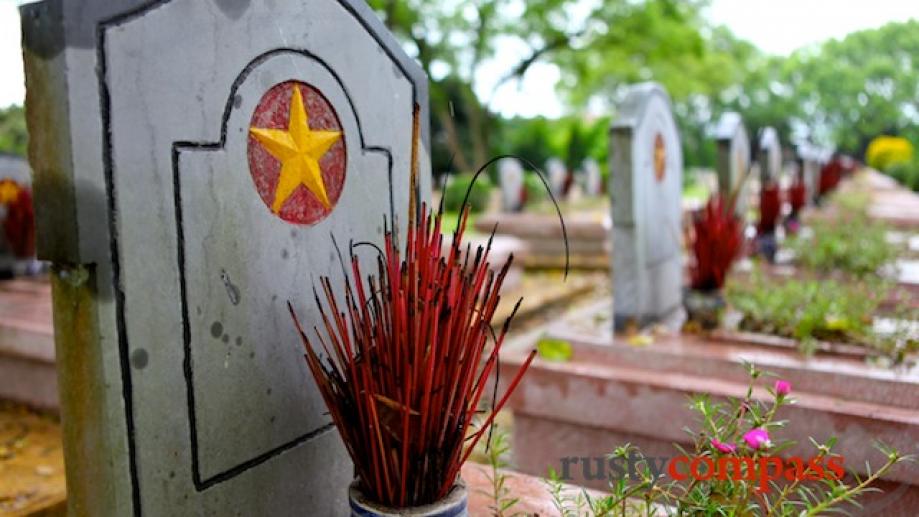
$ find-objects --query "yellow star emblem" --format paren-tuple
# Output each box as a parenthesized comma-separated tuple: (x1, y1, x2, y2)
(249, 85, 342, 213)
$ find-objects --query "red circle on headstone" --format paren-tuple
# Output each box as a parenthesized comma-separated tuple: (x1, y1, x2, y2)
(247, 80, 346, 225)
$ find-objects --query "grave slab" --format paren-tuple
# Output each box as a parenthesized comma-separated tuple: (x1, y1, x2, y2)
(0, 278, 56, 411)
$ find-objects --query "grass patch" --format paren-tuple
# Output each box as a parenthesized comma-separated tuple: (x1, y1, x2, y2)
(726, 272, 917, 362)
(789, 190, 895, 277)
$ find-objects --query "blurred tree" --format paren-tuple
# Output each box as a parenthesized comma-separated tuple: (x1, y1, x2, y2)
(0, 105, 27, 157)
(790, 20, 919, 155)
(368, 0, 718, 176)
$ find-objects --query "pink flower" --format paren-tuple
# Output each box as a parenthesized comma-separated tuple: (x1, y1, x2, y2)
(775, 380, 792, 397)
(743, 428, 771, 450)
(711, 438, 737, 454)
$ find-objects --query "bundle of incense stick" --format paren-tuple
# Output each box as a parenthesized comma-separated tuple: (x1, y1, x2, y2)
(290, 202, 535, 507)
(689, 193, 743, 291)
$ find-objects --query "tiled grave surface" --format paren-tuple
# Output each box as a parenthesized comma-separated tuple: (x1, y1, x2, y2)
(0, 279, 56, 410)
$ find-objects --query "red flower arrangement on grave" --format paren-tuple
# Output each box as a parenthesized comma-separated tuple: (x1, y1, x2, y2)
(0, 180, 36, 258)
(788, 178, 806, 215)
(757, 182, 781, 236)
(819, 159, 843, 196)
(291, 156, 566, 508)
(689, 193, 743, 292)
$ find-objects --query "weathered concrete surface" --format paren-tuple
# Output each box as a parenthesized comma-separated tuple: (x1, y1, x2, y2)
(22, 0, 430, 514)
(610, 83, 684, 328)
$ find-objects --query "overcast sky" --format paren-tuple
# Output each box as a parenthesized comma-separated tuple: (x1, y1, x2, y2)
(1, 0, 918, 114)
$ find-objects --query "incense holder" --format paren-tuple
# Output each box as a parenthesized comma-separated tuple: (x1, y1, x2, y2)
(348, 480, 468, 517)
(683, 287, 726, 330)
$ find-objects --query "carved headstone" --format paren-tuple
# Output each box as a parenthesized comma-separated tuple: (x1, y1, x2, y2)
(498, 157, 525, 211)
(715, 112, 750, 215)
(22, 1, 430, 514)
(546, 157, 567, 198)
(758, 127, 782, 184)
(798, 144, 819, 205)
(610, 83, 683, 329)
(582, 158, 602, 197)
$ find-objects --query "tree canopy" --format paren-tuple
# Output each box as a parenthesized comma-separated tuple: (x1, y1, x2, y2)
(1, 4, 916, 177)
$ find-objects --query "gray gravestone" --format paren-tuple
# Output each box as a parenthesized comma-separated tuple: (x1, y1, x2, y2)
(546, 157, 567, 198)
(758, 127, 781, 184)
(22, 1, 430, 515)
(610, 83, 683, 329)
(582, 158, 602, 197)
(798, 143, 819, 205)
(498, 157, 524, 211)
(715, 112, 750, 215)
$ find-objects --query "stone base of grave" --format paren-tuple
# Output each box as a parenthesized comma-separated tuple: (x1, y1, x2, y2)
(498, 299, 919, 515)
(0, 278, 57, 411)
(475, 212, 610, 270)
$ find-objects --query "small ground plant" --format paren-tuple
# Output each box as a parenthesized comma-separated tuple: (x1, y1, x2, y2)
(726, 273, 917, 361)
(788, 190, 896, 278)
(546, 364, 912, 516)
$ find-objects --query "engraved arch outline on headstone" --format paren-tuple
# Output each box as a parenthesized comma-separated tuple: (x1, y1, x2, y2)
(174, 48, 387, 490)
(96, 0, 425, 503)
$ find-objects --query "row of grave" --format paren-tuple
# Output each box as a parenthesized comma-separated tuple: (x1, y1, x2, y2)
(490, 89, 919, 514)
(493, 106, 832, 215)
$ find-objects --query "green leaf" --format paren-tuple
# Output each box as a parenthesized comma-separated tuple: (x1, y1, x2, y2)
(536, 337, 573, 362)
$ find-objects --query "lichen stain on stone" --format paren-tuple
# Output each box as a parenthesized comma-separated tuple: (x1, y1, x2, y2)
(219, 268, 241, 305)
(23, 45, 80, 262)
(50, 264, 119, 515)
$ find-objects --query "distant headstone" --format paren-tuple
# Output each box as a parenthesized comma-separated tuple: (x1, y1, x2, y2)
(582, 158, 602, 197)
(610, 83, 683, 329)
(22, 1, 429, 515)
(546, 157, 567, 198)
(757, 127, 781, 184)
(798, 144, 819, 205)
(498, 157, 525, 211)
(715, 112, 750, 215)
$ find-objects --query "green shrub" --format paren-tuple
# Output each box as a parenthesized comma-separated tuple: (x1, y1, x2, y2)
(442, 173, 492, 213)
(886, 158, 919, 191)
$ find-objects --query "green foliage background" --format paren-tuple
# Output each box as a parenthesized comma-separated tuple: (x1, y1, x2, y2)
(0, 105, 27, 157)
(3, 2, 918, 186)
